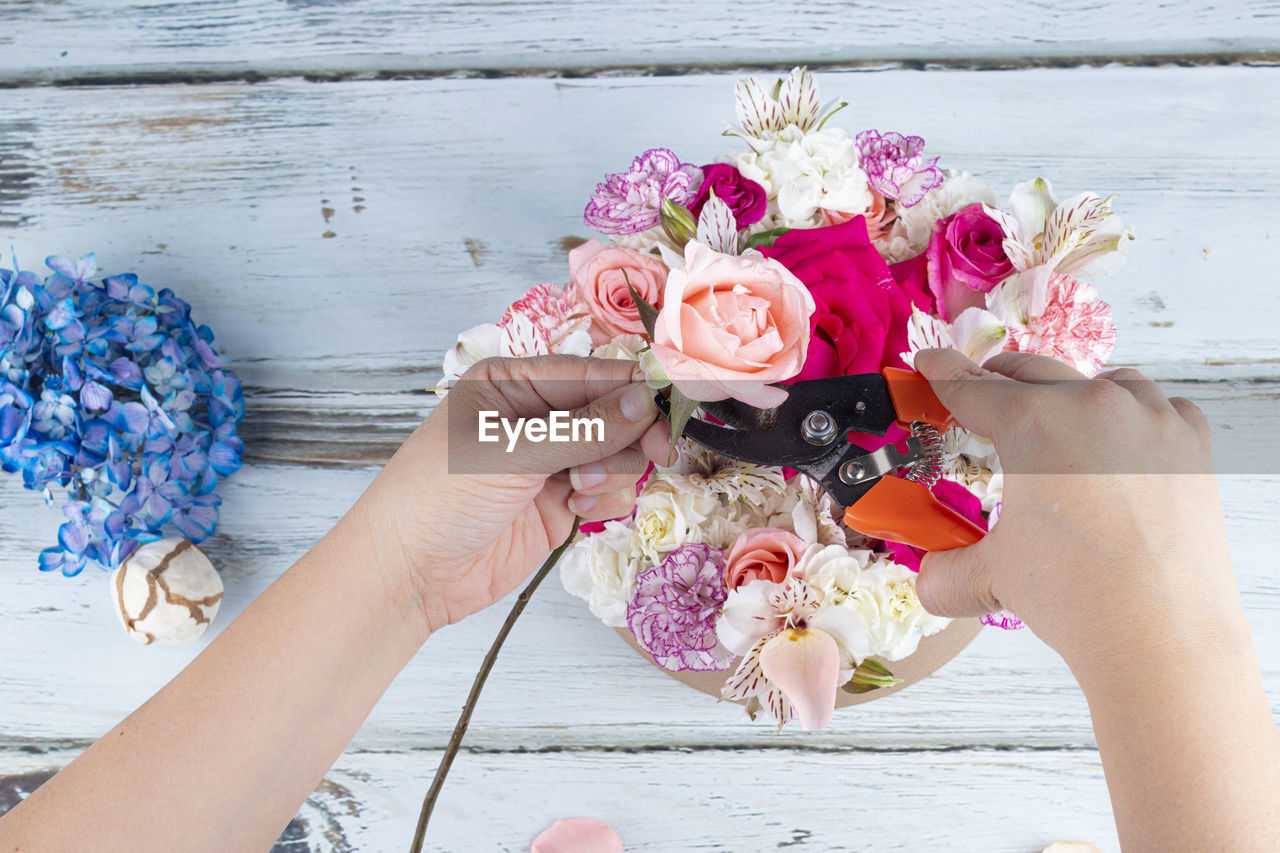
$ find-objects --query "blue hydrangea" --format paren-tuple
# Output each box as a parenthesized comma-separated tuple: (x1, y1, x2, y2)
(0, 253, 245, 576)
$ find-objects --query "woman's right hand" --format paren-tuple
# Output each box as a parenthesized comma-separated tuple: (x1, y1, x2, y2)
(911, 348, 1245, 668)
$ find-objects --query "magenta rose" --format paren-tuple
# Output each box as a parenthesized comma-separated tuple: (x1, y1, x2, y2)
(689, 163, 768, 227)
(884, 478, 987, 571)
(926, 202, 1015, 321)
(761, 216, 934, 381)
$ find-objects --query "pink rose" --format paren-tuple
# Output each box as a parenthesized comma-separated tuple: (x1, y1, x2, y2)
(568, 239, 668, 344)
(883, 478, 987, 571)
(926, 203, 1015, 321)
(650, 242, 814, 408)
(689, 163, 768, 227)
(761, 216, 933, 382)
(724, 527, 807, 591)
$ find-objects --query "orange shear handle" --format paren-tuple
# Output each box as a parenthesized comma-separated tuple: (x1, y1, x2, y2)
(882, 367, 954, 433)
(842, 476, 985, 552)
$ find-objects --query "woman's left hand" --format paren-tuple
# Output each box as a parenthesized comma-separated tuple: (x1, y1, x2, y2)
(347, 355, 669, 634)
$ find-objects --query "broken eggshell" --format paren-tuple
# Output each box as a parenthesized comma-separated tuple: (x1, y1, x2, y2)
(111, 537, 224, 645)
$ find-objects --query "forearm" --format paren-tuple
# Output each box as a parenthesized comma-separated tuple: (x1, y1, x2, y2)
(0, 496, 429, 852)
(1071, 606, 1280, 852)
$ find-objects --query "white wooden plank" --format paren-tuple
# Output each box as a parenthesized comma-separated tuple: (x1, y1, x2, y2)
(0, 68, 1277, 751)
(1, 67, 1278, 377)
(0, 744, 1122, 852)
(0, 465, 1276, 750)
(0, 0, 1278, 83)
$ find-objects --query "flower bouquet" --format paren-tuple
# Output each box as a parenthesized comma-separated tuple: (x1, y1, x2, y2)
(440, 68, 1131, 731)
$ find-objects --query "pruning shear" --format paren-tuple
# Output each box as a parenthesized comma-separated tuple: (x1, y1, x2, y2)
(655, 368, 985, 553)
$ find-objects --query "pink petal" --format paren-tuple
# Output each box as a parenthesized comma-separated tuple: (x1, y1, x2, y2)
(758, 628, 839, 731)
(531, 818, 623, 853)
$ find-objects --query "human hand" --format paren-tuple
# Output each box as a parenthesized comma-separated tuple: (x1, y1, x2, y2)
(911, 348, 1246, 669)
(345, 356, 668, 635)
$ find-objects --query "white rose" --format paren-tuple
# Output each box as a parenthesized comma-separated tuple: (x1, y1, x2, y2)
(877, 170, 999, 264)
(591, 333, 648, 361)
(847, 557, 951, 660)
(558, 521, 646, 627)
(633, 479, 719, 565)
(733, 126, 873, 229)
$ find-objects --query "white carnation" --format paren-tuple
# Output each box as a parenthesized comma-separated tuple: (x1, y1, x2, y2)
(877, 170, 999, 264)
(558, 521, 646, 627)
(732, 126, 873, 229)
(847, 557, 951, 660)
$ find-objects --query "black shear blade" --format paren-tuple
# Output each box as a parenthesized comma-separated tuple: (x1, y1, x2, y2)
(656, 374, 899, 468)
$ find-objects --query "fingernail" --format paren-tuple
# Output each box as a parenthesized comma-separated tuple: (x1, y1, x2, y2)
(620, 383, 655, 422)
(569, 462, 608, 491)
(568, 493, 597, 514)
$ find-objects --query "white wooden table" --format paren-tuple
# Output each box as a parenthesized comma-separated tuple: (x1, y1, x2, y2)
(2, 4, 1279, 850)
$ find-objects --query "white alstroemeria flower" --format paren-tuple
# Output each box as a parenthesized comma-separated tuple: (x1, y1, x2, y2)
(730, 66, 846, 139)
(435, 314, 591, 395)
(901, 304, 1009, 369)
(878, 169, 999, 264)
(437, 323, 502, 395)
(696, 192, 740, 255)
(558, 521, 646, 627)
(719, 577, 869, 730)
(733, 125, 873, 229)
(845, 557, 950, 661)
(939, 428, 1004, 515)
(677, 460, 788, 511)
(633, 479, 720, 565)
(984, 177, 1133, 278)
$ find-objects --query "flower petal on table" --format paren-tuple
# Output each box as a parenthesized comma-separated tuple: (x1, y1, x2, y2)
(531, 818, 623, 853)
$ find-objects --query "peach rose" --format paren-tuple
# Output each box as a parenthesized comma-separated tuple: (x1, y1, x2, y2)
(724, 527, 808, 591)
(650, 242, 814, 408)
(821, 188, 896, 240)
(568, 239, 668, 345)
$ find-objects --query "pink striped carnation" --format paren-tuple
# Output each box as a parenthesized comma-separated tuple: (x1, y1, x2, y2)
(855, 130, 945, 208)
(627, 543, 734, 672)
(584, 148, 703, 235)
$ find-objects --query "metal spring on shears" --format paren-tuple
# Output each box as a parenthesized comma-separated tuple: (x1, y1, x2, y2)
(904, 421, 944, 488)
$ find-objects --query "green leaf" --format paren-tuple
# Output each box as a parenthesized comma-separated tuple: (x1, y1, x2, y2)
(741, 227, 791, 251)
(625, 274, 660, 341)
(841, 658, 903, 694)
(665, 386, 699, 449)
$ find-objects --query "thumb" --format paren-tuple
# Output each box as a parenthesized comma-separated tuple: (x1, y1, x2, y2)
(915, 538, 1002, 618)
(502, 381, 658, 476)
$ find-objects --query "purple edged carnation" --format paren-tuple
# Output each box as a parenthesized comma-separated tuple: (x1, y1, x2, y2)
(689, 163, 768, 227)
(855, 130, 945, 208)
(627, 543, 734, 672)
(584, 148, 702, 235)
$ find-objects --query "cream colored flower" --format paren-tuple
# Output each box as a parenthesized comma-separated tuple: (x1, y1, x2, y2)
(793, 543, 874, 604)
(558, 521, 646, 627)
(633, 479, 719, 565)
(591, 333, 648, 361)
(733, 126, 873, 229)
(847, 557, 950, 660)
(877, 170, 998, 264)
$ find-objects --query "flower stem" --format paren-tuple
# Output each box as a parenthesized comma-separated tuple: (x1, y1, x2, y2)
(408, 516, 581, 853)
